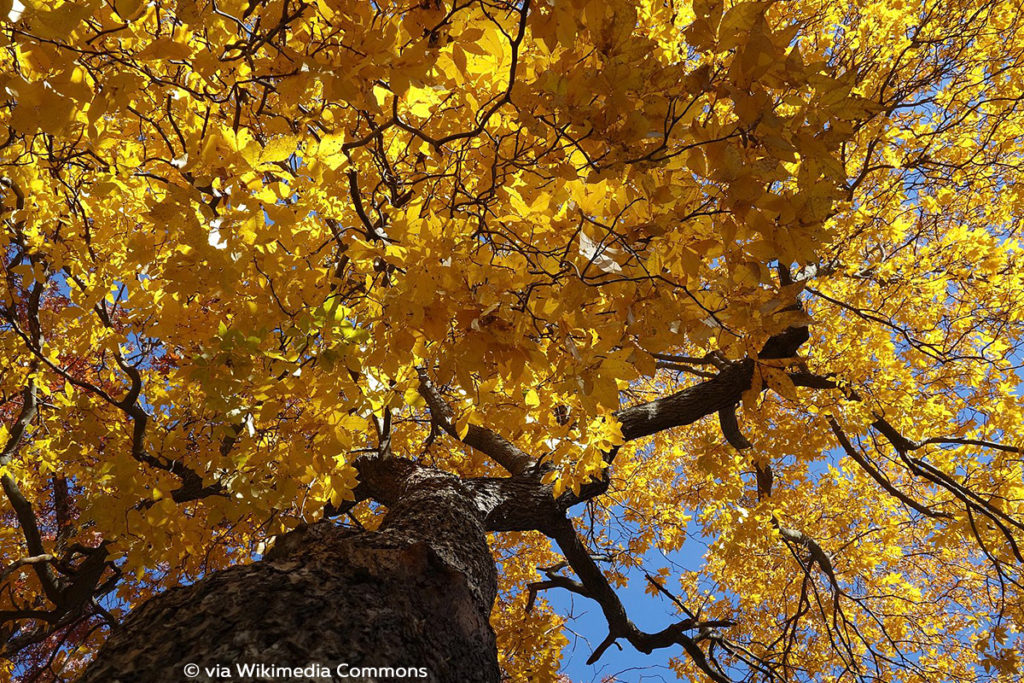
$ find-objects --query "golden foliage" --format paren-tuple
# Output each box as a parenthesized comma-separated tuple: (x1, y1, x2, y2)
(1, 0, 1023, 679)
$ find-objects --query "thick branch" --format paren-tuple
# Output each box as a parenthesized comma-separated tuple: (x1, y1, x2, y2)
(1, 474, 61, 606)
(614, 325, 810, 446)
(0, 554, 53, 586)
(718, 404, 753, 450)
(615, 360, 755, 443)
(417, 369, 532, 475)
(0, 381, 62, 605)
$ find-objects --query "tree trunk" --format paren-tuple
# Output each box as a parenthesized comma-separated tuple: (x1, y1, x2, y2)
(81, 465, 500, 683)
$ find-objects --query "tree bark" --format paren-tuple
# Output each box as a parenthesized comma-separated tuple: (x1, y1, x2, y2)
(81, 465, 500, 683)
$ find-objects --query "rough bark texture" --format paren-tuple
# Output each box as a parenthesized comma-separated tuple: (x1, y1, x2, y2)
(81, 467, 499, 683)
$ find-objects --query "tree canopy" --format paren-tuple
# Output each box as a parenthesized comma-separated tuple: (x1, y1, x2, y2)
(2, 0, 1024, 680)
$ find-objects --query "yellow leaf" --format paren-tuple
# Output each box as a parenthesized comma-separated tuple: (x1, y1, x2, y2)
(27, 1, 93, 40)
(762, 366, 798, 402)
(139, 38, 192, 61)
(403, 386, 426, 408)
(260, 136, 298, 164)
(718, 2, 769, 51)
(742, 367, 763, 409)
(318, 132, 347, 169)
(455, 412, 471, 440)
(112, 0, 145, 20)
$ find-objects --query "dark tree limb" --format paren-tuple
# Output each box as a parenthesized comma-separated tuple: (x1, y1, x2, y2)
(613, 359, 755, 444)
(827, 416, 949, 519)
(0, 379, 63, 607)
(0, 554, 54, 586)
(718, 404, 753, 450)
(544, 516, 733, 682)
(525, 576, 588, 613)
(417, 368, 533, 475)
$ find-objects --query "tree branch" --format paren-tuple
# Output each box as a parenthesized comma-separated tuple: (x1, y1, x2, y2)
(416, 369, 533, 475)
(545, 516, 733, 682)
(615, 360, 755, 444)
(827, 416, 949, 519)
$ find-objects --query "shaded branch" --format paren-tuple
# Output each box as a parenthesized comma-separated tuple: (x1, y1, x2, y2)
(615, 360, 755, 444)
(616, 326, 809, 446)
(0, 554, 54, 585)
(416, 368, 533, 475)
(827, 416, 949, 519)
(545, 517, 734, 682)
(718, 404, 753, 450)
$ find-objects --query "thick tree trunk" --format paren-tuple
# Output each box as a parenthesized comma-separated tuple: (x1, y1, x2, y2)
(81, 466, 499, 682)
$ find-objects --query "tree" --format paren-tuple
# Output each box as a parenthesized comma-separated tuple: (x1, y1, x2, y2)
(1, 0, 1023, 679)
